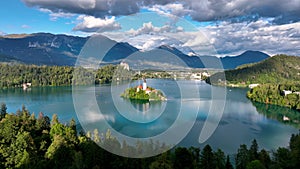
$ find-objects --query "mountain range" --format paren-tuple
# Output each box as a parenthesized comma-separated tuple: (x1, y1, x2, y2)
(0, 33, 269, 69)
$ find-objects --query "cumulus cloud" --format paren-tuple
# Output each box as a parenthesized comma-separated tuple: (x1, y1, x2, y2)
(125, 34, 177, 51)
(111, 31, 213, 56)
(147, 3, 191, 17)
(128, 22, 183, 36)
(50, 12, 75, 21)
(22, 0, 300, 55)
(203, 19, 300, 56)
(39, 8, 75, 21)
(23, 0, 140, 17)
(73, 15, 121, 33)
(105, 18, 300, 56)
(186, 0, 300, 24)
(23, 0, 300, 24)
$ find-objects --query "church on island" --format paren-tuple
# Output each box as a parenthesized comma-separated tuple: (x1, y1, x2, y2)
(121, 79, 167, 101)
(136, 79, 152, 94)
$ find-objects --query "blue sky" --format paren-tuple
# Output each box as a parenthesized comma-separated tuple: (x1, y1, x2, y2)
(0, 1, 204, 35)
(0, 0, 73, 34)
(1, 0, 300, 56)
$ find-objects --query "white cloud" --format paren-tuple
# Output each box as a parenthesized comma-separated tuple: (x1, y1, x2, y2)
(185, 0, 300, 24)
(24, 0, 140, 17)
(73, 15, 121, 33)
(203, 20, 300, 56)
(104, 18, 300, 57)
(21, 25, 31, 29)
(127, 22, 183, 36)
(0, 31, 6, 36)
(110, 31, 213, 56)
(147, 3, 191, 18)
(39, 8, 75, 21)
(50, 12, 75, 21)
(125, 34, 174, 51)
(24, 0, 300, 24)
(24, 0, 300, 56)
(102, 21, 218, 56)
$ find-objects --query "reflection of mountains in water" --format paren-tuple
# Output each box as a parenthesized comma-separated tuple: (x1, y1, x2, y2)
(252, 101, 300, 128)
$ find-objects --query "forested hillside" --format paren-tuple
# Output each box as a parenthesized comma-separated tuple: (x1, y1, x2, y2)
(208, 55, 300, 85)
(206, 54, 300, 111)
(247, 83, 300, 111)
(0, 64, 119, 88)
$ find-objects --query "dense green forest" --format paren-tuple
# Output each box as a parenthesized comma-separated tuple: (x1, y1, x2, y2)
(208, 54, 300, 85)
(0, 63, 126, 88)
(247, 83, 300, 111)
(1, 103, 300, 169)
(206, 54, 300, 111)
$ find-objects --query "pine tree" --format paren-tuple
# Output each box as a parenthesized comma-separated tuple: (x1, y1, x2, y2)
(249, 139, 259, 161)
(225, 155, 234, 169)
(236, 144, 249, 169)
(200, 145, 215, 169)
(0, 103, 7, 119)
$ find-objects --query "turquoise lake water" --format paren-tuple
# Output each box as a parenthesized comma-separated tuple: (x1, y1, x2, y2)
(0, 79, 298, 154)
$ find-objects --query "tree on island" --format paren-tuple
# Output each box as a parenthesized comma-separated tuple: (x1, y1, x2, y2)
(121, 79, 166, 101)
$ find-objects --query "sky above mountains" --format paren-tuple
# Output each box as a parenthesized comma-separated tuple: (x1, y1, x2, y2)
(0, 0, 299, 56)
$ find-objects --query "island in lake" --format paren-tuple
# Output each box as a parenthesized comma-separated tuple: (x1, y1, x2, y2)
(121, 79, 167, 101)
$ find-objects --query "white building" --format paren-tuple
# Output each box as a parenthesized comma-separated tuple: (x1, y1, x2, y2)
(249, 84, 259, 89)
(120, 62, 130, 71)
(190, 73, 202, 80)
(293, 92, 300, 95)
(283, 90, 293, 96)
(22, 83, 32, 90)
(202, 72, 210, 77)
(283, 115, 290, 121)
(143, 79, 147, 91)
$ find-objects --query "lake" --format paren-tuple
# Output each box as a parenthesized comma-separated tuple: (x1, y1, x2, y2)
(0, 79, 298, 154)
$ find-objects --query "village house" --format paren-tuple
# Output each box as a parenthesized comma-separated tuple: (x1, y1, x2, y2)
(22, 82, 32, 90)
(283, 90, 293, 96)
(282, 90, 300, 96)
(249, 84, 259, 89)
(120, 62, 130, 71)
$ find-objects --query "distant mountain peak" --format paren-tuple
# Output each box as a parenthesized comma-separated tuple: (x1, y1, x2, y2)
(157, 45, 184, 55)
(1, 33, 32, 39)
(242, 50, 267, 55)
(0, 32, 270, 69)
(158, 44, 174, 50)
(221, 50, 270, 69)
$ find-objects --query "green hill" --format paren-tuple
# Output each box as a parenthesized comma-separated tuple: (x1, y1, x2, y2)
(207, 54, 300, 111)
(208, 54, 300, 85)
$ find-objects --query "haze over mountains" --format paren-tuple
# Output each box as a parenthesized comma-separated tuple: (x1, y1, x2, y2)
(0, 33, 269, 69)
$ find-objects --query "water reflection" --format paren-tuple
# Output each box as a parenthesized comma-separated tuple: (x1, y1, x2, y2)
(252, 101, 300, 128)
(128, 99, 150, 112)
